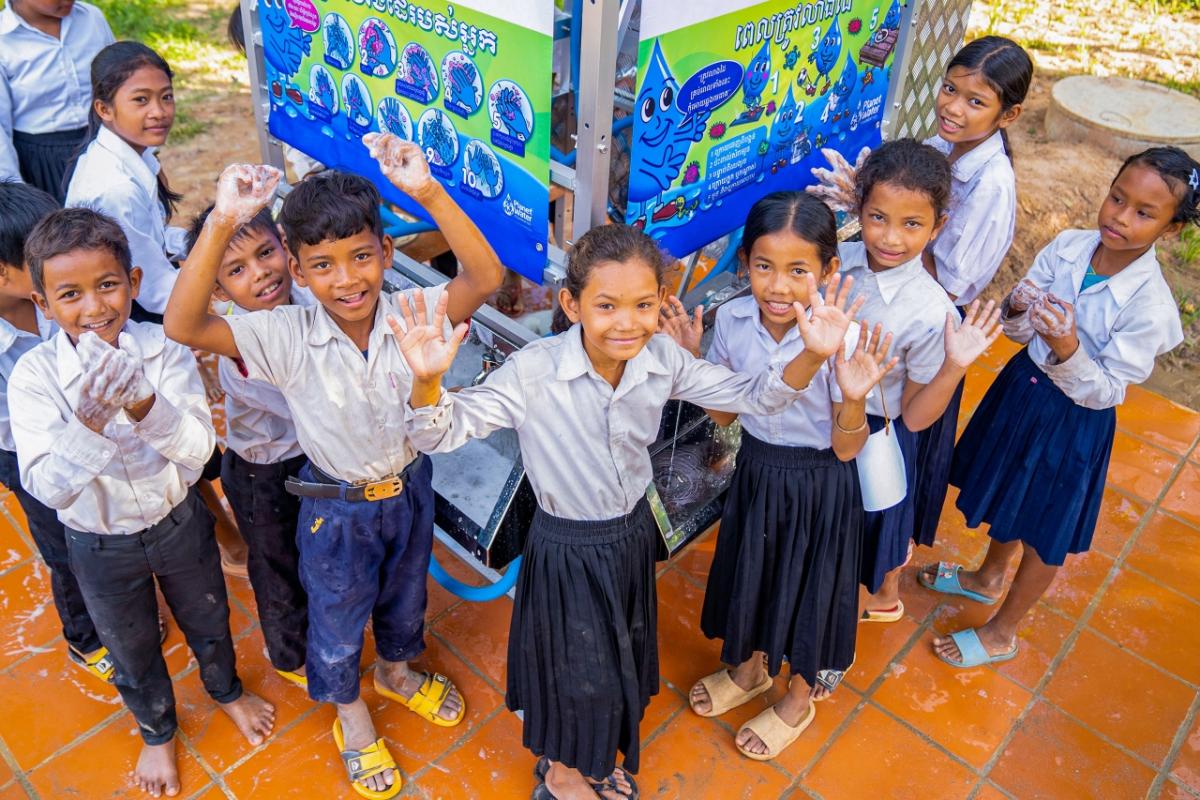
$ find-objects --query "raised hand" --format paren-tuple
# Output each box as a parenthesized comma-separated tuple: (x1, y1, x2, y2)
(944, 298, 1003, 368)
(386, 291, 468, 382)
(796, 273, 864, 359)
(1006, 279, 1044, 314)
(212, 164, 283, 228)
(364, 132, 434, 198)
(659, 295, 704, 357)
(835, 322, 898, 402)
(806, 146, 870, 213)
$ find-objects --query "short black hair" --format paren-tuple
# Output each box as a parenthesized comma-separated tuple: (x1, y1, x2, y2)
(25, 208, 133, 296)
(0, 181, 60, 268)
(277, 170, 384, 260)
(856, 138, 952, 217)
(185, 204, 279, 255)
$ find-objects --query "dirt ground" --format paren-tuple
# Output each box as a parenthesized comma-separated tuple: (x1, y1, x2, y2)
(158, 2, 1200, 408)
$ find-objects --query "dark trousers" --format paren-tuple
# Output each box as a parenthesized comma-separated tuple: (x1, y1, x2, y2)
(296, 458, 435, 704)
(220, 449, 309, 672)
(0, 448, 101, 654)
(66, 489, 242, 744)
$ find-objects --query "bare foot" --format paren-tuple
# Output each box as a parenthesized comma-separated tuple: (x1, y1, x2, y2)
(689, 655, 766, 715)
(219, 692, 275, 745)
(134, 739, 180, 797)
(736, 685, 811, 757)
(919, 563, 1003, 603)
(932, 623, 1016, 664)
(337, 699, 395, 794)
(545, 761, 633, 800)
(376, 661, 463, 722)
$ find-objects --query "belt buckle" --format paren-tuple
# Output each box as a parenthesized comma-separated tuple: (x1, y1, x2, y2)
(363, 476, 403, 501)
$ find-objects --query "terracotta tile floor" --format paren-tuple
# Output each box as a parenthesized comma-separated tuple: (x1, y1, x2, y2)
(1, 336, 1199, 799)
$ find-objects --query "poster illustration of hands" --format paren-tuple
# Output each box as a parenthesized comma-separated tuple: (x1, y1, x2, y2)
(258, 0, 552, 281)
(628, 0, 902, 255)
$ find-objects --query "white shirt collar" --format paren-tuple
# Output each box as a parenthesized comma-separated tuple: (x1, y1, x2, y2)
(928, 130, 1007, 183)
(0, 308, 54, 350)
(554, 324, 671, 385)
(0, 5, 21, 35)
(843, 244, 926, 306)
(728, 293, 801, 345)
(1058, 230, 1161, 307)
(94, 125, 162, 197)
(0, 2, 80, 38)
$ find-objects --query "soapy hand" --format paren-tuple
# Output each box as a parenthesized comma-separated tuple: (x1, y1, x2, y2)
(1031, 294, 1079, 361)
(806, 146, 870, 214)
(364, 132, 434, 198)
(74, 345, 141, 432)
(659, 295, 704, 358)
(1006, 279, 1044, 314)
(212, 164, 283, 228)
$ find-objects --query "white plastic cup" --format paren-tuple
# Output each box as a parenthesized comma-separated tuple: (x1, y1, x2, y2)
(855, 423, 907, 512)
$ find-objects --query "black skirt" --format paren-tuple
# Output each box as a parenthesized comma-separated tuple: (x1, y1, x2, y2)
(506, 498, 659, 778)
(700, 434, 862, 685)
(13, 127, 88, 204)
(911, 378, 963, 548)
(859, 414, 919, 593)
(951, 348, 1116, 566)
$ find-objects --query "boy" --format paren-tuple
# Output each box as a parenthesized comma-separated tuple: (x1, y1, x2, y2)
(10, 208, 275, 798)
(166, 133, 504, 798)
(184, 204, 312, 687)
(0, 181, 111, 682)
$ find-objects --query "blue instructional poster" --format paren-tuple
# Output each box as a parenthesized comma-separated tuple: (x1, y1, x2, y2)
(258, 0, 553, 282)
(628, 0, 902, 256)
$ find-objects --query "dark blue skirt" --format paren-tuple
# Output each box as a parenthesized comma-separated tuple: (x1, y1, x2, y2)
(13, 127, 88, 204)
(912, 379, 964, 547)
(859, 414, 919, 593)
(951, 348, 1116, 566)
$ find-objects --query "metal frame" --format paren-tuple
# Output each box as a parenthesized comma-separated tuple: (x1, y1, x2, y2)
(240, 0, 286, 171)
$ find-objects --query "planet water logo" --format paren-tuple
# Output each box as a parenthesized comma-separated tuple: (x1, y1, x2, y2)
(503, 194, 533, 225)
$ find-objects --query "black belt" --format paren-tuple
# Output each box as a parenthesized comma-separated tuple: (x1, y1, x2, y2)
(284, 454, 424, 502)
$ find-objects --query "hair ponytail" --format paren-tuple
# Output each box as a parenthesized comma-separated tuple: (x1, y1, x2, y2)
(946, 36, 1033, 163)
(79, 41, 183, 220)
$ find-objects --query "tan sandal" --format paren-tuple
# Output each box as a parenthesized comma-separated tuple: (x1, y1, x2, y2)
(736, 702, 816, 761)
(690, 668, 773, 718)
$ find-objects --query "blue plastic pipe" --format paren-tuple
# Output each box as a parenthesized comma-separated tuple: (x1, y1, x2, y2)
(428, 554, 522, 601)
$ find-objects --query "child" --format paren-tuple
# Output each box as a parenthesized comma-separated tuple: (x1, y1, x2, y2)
(838, 139, 1002, 622)
(8, 207, 275, 797)
(662, 192, 896, 761)
(0, 0, 114, 201)
(183, 205, 314, 687)
(393, 222, 864, 799)
(925, 147, 1195, 667)
(0, 180, 111, 682)
(65, 41, 187, 324)
(809, 37, 1033, 559)
(165, 134, 504, 798)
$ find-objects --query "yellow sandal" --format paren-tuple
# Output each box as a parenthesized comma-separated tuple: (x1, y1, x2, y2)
(274, 668, 308, 690)
(332, 719, 402, 799)
(68, 645, 115, 683)
(373, 672, 465, 727)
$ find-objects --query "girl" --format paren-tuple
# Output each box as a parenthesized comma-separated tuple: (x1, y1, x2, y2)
(925, 147, 1195, 667)
(391, 224, 864, 800)
(0, 0, 114, 201)
(65, 41, 187, 324)
(664, 192, 896, 762)
(810, 37, 1033, 571)
(838, 138, 1002, 622)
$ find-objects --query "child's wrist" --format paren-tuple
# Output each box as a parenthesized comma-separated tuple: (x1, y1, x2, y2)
(408, 179, 443, 206)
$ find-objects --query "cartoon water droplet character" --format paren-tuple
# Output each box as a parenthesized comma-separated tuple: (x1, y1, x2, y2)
(806, 16, 842, 95)
(260, 0, 311, 107)
(494, 85, 532, 142)
(883, 0, 902, 31)
(360, 20, 396, 77)
(627, 40, 711, 220)
(741, 40, 771, 110)
(403, 45, 437, 103)
(768, 86, 803, 164)
(447, 58, 480, 113)
(323, 15, 352, 69)
(829, 55, 858, 123)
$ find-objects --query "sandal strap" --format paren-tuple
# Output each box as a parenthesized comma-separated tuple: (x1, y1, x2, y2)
(341, 737, 397, 782)
(406, 672, 452, 718)
(740, 705, 815, 756)
(694, 669, 771, 716)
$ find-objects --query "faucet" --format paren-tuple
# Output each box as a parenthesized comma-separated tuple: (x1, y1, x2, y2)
(471, 345, 503, 386)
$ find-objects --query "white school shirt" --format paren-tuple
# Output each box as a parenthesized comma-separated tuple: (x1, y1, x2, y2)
(925, 131, 1016, 305)
(0, 310, 56, 452)
(8, 321, 216, 534)
(839, 242, 956, 418)
(225, 285, 449, 483)
(218, 286, 316, 465)
(1002, 230, 1183, 410)
(65, 126, 188, 316)
(0, 1, 114, 181)
(708, 295, 860, 449)
(404, 324, 805, 520)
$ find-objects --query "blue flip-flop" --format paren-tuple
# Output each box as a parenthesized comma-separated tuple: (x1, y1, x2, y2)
(937, 628, 1018, 668)
(919, 561, 999, 605)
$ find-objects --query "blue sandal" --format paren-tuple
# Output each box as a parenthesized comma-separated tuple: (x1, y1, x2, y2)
(920, 561, 1000, 605)
(937, 628, 1018, 668)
